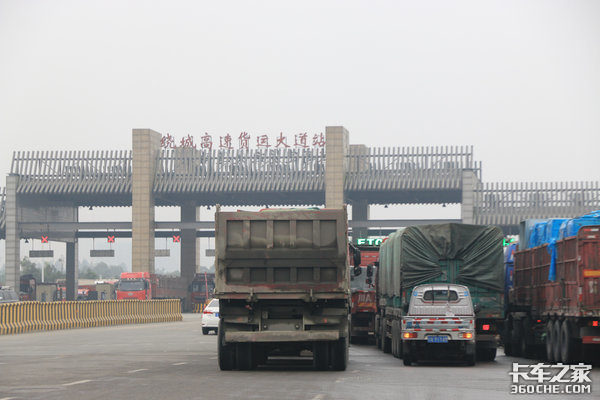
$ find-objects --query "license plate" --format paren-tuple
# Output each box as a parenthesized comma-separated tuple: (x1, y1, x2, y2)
(427, 335, 449, 343)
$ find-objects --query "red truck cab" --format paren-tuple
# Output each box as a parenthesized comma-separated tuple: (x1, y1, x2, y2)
(116, 272, 157, 300)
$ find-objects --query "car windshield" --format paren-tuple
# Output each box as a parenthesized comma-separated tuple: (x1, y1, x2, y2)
(192, 281, 215, 293)
(118, 280, 145, 291)
(207, 299, 219, 308)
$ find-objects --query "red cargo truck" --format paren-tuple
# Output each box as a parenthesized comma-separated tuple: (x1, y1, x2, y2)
(349, 245, 379, 343)
(116, 272, 157, 300)
(503, 226, 600, 362)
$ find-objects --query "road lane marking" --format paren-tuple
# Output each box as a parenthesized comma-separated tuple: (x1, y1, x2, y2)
(1, 397, 18, 400)
(127, 369, 149, 373)
(63, 380, 93, 386)
(209, 357, 217, 360)
(312, 395, 326, 400)
(172, 362, 187, 365)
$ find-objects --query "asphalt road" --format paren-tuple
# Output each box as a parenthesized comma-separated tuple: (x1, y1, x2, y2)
(1, 314, 598, 400)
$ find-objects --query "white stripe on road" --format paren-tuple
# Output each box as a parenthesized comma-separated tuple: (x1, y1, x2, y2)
(312, 395, 326, 400)
(127, 369, 149, 373)
(172, 362, 187, 365)
(1, 397, 18, 400)
(63, 380, 93, 386)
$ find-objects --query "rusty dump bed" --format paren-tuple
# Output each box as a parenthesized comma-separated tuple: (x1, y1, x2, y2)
(513, 226, 600, 317)
(215, 208, 349, 300)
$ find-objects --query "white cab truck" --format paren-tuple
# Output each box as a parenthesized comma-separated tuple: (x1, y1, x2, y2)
(401, 284, 477, 366)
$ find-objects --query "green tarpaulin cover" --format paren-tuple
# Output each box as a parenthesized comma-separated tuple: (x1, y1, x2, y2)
(380, 223, 504, 296)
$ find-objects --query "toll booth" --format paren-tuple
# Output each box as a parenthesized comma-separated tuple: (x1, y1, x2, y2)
(96, 283, 116, 300)
(36, 283, 58, 302)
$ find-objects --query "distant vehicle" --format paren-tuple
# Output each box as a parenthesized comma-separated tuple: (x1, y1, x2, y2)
(190, 272, 215, 309)
(201, 299, 219, 335)
(116, 272, 155, 300)
(401, 284, 476, 366)
(349, 243, 378, 343)
(19, 274, 36, 301)
(0, 287, 19, 303)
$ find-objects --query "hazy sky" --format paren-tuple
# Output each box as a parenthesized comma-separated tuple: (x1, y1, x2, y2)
(1, 1, 599, 271)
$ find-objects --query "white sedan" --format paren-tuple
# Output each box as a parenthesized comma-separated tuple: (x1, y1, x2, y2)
(201, 299, 219, 335)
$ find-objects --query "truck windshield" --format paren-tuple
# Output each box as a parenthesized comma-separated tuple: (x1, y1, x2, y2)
(192, 282, 215, 293)
(423, 290, 458, 302)
(351, 268, 374, 291)
(118, 280, 145, 291)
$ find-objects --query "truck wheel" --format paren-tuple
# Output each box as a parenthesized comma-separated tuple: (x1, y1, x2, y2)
(503, 318, 513, 356)
(511, 321, 522, 357)
(545, 321, 555, 362)
(313, 341, 329, 370)
(466, 344, 476, 366)
(552, 320, 562, 363)
(202, 327, 209, 335)
(331, 337, 348, 371)
(391, 321, 398, 358)
(560, 320, 575, 364)
(375, 315, 381, 349)
(236, 343, 254, 370)
(485, 347, 497, 361)
(520, 318, 531, 357)
(218, 321, 235, 371)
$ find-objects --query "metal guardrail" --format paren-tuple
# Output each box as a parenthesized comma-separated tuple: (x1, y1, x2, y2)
(0, 299, 182, 335)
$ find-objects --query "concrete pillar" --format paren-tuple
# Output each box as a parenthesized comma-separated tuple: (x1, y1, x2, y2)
(5, 174, 20, 289)
(132, 129, 162, 273)
(65, 241, 78, 301)
(196, 207, 202, 273)
(325, 126, 349, 208)
(352, 199, 370, 243)
(180, 203, 197, 283)
(461, 169, 478, 225)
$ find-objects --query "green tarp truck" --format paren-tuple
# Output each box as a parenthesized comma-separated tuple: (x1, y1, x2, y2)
(375, 223, 504, 361)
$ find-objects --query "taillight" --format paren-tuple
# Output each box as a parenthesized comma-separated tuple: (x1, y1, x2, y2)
(403, 332, 417, 339)
(592, 321, 599, 327)
(482, 324, 490, 331)
(203, 310, 212, 315)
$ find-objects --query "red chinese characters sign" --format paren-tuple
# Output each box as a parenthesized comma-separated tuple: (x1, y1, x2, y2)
(160, 132, 326, 150)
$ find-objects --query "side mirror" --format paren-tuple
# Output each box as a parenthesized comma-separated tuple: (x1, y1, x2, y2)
(402, 303, 409, 313)
(473, 303, 481, 314)
(353, 265, 362, 277)
(366, 264, 374, 277)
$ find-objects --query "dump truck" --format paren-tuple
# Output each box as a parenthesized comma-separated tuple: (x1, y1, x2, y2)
(503, 225, 600, 362)
(376, 223, 505, 361)
(215, 207, 350, 370)
(401, 284, 477, 366)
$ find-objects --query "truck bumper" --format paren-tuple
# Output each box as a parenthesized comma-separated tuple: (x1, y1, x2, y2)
(225, 330, 340, 343)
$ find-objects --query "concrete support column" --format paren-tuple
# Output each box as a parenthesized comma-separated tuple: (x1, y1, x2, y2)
(5, 174, 20, 289)
(352, 199, 370, 243)
(180, 203, 197, 283)
(66, 241, 78, 301)
(132, 129, 162, 273)
(325, 126, 349, 209)
(461, 169, 478, 225)
(196, 207, 202, 273)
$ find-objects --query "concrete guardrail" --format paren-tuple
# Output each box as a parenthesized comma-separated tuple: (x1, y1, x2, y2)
(0, 299, 183, 335)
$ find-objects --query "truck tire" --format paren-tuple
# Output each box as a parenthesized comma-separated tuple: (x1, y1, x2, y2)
(202, 327, 209, 335)
(545, 321, 555, 362)
(520, 318, 531, 357)
(560, 320, 575, 364)
(375, 315, 381, 349)
(503, 319, 514, 356)
(511, 321, 522, 357)
(484, 347, 497, 361)
(391, 321, 398, 358)
(236, 342, 254, 370)
(466, 343, 476, 366)
(218, 321, 235, 371)
(331, 337, 349, 371)
(313, 341, 329, 371)
(552, 320, 562, 363)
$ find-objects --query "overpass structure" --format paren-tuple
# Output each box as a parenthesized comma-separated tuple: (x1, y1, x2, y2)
(1, 127, 598, 297)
